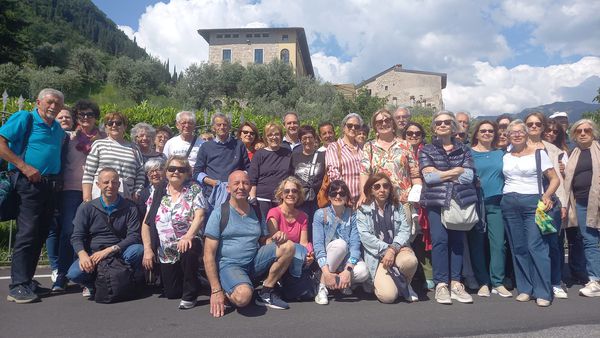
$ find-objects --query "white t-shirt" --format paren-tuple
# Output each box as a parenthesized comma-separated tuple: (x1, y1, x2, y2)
(503, 151, 553, 194)
(162, 135, 204, 167)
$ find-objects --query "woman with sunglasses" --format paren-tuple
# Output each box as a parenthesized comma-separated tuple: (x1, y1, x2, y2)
(419, 111, 477, 305)
(564, 119, 600, 297)
(142, 155, 206, 309)
(312, 180, 369, 305)
(82, 112, 146, 203)
(326, 113, 364, 206)
(524, 112, 569, 299)
(237, 121, 260, 160)
(543, 120, 569, 153)
(502, 120, 560, 307)
(249, 122, 293, 218)
(469, 120, 512, 298)
(49, 100, 106, 292)
(357, 172, 418, 303)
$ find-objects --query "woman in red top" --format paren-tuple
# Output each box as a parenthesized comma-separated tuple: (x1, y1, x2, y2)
(237, 121, 260, 161)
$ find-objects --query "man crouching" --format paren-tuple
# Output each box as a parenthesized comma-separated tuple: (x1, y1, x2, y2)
(204, 170, 295, 317)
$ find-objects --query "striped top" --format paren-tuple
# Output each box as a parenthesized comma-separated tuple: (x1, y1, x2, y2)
(82, 138, 146, 198)
(325, 138, 363, 203)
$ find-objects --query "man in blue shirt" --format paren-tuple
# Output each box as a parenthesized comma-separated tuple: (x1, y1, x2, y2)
(203, 170, 295, 317)
(0, 88, 67, 303)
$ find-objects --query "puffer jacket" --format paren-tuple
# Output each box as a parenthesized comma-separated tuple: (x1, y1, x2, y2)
(419, 138, 478, 208)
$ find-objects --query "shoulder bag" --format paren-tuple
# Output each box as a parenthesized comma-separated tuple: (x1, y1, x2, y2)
(534, 149, 558, 234)
(317, 143, 342, 208)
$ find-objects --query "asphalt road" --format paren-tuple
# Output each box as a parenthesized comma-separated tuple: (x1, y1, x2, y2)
(1, 267, 599, 338)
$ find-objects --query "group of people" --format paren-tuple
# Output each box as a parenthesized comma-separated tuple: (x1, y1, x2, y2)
(1, 88, 599, 316)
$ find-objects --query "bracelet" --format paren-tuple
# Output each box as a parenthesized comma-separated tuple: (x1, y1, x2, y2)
(211, 289, 223, 295)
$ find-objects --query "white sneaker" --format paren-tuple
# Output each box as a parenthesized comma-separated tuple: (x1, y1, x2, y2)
(553, 286, 568, 299)
(451, 283, 474, 304)
(579, 280, 600, 297)
(81, 287, 92, 298)
(435, 283, 452, 304)
(477, 285, 490, 297)
(408, 285, 419, 302)
(178, 299, 196, 310)
(492, 285, 513, 298)
(315, 284, 329, 305)
(51, 269, 58, 283)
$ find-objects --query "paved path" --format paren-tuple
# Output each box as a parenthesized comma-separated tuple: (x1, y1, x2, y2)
(1, 267, 599, 337)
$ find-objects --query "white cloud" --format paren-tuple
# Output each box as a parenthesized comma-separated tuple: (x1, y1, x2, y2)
(117, 25, 135, 40)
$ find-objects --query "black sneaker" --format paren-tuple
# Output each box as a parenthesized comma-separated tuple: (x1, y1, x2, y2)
(29, 280, 51, 296)
(255, 290, 289, 310)
(7, 285, 40, 304)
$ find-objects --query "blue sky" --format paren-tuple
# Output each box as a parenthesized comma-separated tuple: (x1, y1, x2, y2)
(92, 0, 600, 115)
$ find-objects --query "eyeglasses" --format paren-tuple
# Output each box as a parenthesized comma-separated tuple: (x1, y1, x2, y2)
(509, 130, 526, 137)
(479, 129, 494, 134)
(526, 122, 542, 128)
(301, 135, 315, 142)
(166, 166, 189, 173)
(241, 130, 256, 136)
(405, 131, 422, 138)
(105, 120, 123, 127)
(78, 112, 96, 119)
(375, 117, 393, 127)
(214, 123, 229, 128)
(283, 188, 299, 195)
(345, 123, 361, 130)
(456, 132, 466, 138)
(575, 128, 592, 135)
(372, 183, 391, 191)
(544, 129, 559, 135)
(434, 120, 452, 127)
(395, 114, 410, 120)
(328, 190, 347, 198)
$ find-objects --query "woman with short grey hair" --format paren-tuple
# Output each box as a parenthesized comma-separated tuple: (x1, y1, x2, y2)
(132, 122, 165, 163)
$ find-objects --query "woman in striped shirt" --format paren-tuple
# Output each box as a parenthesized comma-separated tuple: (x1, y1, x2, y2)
(82, 112, 146, 202)
(325, 113, 364, 206)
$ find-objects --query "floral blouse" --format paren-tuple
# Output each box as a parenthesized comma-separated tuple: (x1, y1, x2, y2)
(146, 181, 206, 263)
(360, 138, 419, 203)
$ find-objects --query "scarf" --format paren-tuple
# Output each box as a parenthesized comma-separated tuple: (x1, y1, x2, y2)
(372, 202, 394, 244)
(564, 140, 600, 229)
(75, 127, 103, 154)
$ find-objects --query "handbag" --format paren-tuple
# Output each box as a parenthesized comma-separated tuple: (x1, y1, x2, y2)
(534, 149, 558, 234)
(441, 198, 479, 231)
(94, 255, 139, 303)
(317, 143, 342, 208)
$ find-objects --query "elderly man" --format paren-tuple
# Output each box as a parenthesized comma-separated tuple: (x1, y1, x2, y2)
(67, 168, 143, 298)
(393, 107, 411, 137)
(282, 111, 301, 151)
(193, 113, 250, 203)
(1, 88, 66, 303)
(204, 170, 295, 316)
(163, 111, 204, 167)
(455, 111, 471, 144)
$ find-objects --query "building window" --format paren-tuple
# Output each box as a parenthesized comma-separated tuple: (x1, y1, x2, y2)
(216, 34, 223, 38)
(254, 49, 263, 64)
(232, 33, 239, 38)
(246, 33, 252, 38)
(280, 49, 290, 63)
(224, 34, 231, 38)
(392, 97, 397, 105)
(262, 33, 269, 37)
(254, 33, 261, 37)
(282, 34, 289, 41)
(384, 85, 388, 91)
(222, 49, 232, 63)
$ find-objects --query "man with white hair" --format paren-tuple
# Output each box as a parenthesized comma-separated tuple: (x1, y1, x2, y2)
(0, 88, 67, 303)
(455, 111, 471, 145)
(163, 111, 204, 167)
(393, 107, 411, 137)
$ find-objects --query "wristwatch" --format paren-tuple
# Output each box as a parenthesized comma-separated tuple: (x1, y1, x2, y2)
(111, 245, 120, 253)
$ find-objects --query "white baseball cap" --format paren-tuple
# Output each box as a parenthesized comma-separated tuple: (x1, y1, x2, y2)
(549, 112, 568, 119)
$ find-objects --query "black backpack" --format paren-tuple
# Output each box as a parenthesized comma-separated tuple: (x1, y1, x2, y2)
(94, 255, 139, 304)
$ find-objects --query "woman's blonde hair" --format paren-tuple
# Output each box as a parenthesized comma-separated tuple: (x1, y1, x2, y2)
(274, 176, 305, 207)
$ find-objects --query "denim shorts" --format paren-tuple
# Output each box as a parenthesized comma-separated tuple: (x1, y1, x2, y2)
(219, 242, 278, 294)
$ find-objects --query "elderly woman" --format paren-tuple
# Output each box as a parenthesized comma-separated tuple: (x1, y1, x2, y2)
(237, 121, 260, 160)
(564, 119, 600, 297)
(249, 122, 292, 218)
(524, 112, 569, 299)
(326, 113, 364, 205)
(137, 157, 167, 217)
(49, 100, 106, 291)
(155, 126, 173, 154)
(312, 180, 369, 305)
(141, 155, 206, 309)
(56, 106, 74, 131)
(292, 125, 326, 232)
(131, 123, 166, 163)
(469, 120, 512, 298)
(357, 172, 419, 303)
(502, 119, 560, 307)
(419, 111, 477, 305)
(82, 112, 146, 202)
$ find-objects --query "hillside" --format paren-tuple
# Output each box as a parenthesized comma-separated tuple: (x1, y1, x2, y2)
(477, 101, 600, 122)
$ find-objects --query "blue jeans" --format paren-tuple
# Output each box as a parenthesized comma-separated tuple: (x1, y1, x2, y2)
(501, 193, 552, 300)
(428, 207, 464, 285)
(56, 191, 83, 277)
(548, 207, 563, 286)
(575, 203, 600, 281)
(46, 217, 59, 271)
(66, 244, 144, 288)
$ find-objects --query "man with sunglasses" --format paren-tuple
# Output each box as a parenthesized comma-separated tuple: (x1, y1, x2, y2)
(193, 113, 250, 204)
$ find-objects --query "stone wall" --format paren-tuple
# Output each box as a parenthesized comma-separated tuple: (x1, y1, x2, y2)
(362, 70, 444, 110)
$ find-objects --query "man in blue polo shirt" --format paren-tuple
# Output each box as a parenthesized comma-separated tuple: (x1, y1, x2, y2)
(0, 88, 66, 303)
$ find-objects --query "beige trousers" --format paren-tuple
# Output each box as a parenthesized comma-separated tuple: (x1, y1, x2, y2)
(374, 247, 418, 303)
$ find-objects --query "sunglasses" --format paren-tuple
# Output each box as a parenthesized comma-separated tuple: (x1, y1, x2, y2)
(105, 120, 123, 127)
(456, 132, 466, 138)
(405, 131, 422, 138)
(166, 166, 189, 173)
(526, 122, 542, 128)
(241, 130, 256, 136)
(328, 190, 347, 198)
(544, 129, 559, 135)
(345, 123, 361, 130)
(78, 112, 97, 119)
(375, 117, 393, 127)
(575, 128, 592, 135)
(372, 183, 391, 191)
(479, 129, 494, 134)
(283, 188, 299, 195)
(435, 120, 452, 127)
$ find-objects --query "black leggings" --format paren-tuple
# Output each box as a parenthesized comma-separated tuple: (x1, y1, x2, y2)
(159, 238, 202, 301)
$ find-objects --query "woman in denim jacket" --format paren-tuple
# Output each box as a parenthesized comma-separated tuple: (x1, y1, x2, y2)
(357, 172, 419, 303)
(312, 180, 369, 305)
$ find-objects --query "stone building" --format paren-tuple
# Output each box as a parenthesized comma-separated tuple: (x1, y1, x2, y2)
(357, 64, 447, 110)
(197, 27, 314, 77)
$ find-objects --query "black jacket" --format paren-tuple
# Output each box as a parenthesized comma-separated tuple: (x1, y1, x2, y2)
(418, 138, 478, 208)
(71, 196, 141, 254)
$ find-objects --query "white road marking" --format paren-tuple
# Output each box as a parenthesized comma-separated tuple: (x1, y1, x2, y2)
(0, 274, 51, 280)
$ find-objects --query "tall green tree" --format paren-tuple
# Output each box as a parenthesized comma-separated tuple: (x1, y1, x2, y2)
(0, 0, 29, 64)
